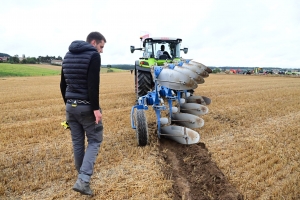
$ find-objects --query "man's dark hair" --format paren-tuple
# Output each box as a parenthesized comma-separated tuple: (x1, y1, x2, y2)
(86, 32, 106, 44)
(161, 45, 165, 51)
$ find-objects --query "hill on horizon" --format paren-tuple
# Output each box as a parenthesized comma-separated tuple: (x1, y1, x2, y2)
(0, 53, 11, 57)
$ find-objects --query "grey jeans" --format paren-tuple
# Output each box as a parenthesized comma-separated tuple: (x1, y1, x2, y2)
(66, 104, 103, 183)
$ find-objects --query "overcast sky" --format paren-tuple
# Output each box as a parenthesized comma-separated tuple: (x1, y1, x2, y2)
(1, 0, 299, 68)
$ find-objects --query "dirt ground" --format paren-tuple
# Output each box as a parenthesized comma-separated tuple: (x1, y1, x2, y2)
(1, 73, 299, 199)
(158, 138, 243, 200)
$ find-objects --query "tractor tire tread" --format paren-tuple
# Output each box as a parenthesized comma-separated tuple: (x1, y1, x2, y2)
(137, 70, 152, 97)
(135, 109, 149, 146)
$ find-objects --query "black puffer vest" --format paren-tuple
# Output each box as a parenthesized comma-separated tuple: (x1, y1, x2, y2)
(62, 40, 98, 100)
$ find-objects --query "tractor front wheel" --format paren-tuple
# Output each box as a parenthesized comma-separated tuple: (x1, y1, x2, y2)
(136, 70, 152, 97)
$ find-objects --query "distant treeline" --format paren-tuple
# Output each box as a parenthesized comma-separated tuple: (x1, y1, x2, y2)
(101, 65, 299, 71)
(39, 55, 63, 63)
(0, 53, 63, 64)
(209, 66, 300, 71)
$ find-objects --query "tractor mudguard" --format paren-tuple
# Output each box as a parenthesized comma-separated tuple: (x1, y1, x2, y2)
(135, 60, 151, 72)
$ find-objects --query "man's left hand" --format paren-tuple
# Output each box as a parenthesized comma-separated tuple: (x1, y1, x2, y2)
(94, 110, 102, 124)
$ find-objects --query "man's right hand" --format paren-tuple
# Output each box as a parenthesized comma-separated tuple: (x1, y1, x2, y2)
(94, 110, 102, 124)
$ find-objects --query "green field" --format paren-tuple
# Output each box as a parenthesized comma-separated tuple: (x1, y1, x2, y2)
(0, 63, 128, 77)
(0, 63, 60, 77)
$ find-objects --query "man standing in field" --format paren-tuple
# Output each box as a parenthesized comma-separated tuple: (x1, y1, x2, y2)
(60, 31, 106, 195)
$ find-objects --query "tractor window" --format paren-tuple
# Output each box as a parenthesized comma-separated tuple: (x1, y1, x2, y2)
(144, 43, 153, 58)
(156, 44, 171, 58)
(175, 43, 181, 58)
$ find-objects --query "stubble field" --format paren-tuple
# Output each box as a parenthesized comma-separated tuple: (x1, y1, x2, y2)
(0, 70, 299, 199)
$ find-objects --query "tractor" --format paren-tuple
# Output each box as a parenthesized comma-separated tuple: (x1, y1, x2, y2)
(130, 37, 212, 146)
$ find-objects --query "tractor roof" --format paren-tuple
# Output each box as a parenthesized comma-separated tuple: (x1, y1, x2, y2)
(143, 37, 182, 44)
(150, 37, 181, 41)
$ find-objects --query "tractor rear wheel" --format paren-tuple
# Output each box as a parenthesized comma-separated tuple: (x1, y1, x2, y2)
(134, 109, 149, 146)
(136, 70, 152, 97)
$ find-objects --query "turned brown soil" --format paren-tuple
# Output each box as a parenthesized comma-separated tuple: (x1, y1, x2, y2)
(158, 138, 243, 200)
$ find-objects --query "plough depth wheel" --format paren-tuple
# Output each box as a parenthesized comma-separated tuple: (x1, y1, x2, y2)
(135, 109, 149, 146)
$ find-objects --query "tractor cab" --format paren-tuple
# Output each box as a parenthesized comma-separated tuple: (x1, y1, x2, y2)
(131, 37, 188, 66)
(143, 37, 188, 59)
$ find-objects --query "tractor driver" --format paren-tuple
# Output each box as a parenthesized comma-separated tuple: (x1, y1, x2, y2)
(156, 45, 171, 59)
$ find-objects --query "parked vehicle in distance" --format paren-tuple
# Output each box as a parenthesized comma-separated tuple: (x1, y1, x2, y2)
(265, 70, 274, 74)
(285, 70, 300, 75)
(243, 70, 252, 75)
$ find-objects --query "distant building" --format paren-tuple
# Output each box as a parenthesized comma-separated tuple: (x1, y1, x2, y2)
(0, 56, 9, 61)
(51, 59, 63, 66)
